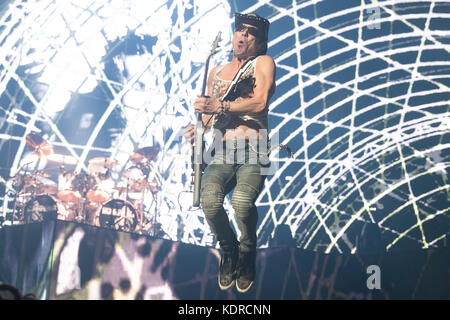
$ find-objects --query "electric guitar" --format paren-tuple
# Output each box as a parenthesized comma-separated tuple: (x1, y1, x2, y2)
(192, 31, 221, 207)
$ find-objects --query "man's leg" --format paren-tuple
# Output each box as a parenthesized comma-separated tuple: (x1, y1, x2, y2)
(232, 164, 265, 293)
(200, 163, 238, 290)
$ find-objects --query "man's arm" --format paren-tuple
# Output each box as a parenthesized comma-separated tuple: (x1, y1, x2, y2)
(227, 55, 276, 114)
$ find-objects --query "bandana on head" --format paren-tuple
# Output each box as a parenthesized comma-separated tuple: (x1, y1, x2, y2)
(234, 13, 270, 44)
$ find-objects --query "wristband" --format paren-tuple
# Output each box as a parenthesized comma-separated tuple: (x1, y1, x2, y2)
(223, 101, 230, 112)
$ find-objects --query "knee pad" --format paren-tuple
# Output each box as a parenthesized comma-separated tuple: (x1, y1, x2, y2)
(232, 184, 259, 217)
(200, 183, 224, 216)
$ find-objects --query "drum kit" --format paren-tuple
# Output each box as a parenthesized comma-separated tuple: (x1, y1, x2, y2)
(7, 133, 161, 234)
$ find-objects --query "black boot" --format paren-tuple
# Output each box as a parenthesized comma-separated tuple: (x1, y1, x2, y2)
(218, 245, 238, 290)
(235, 250, 256, 293)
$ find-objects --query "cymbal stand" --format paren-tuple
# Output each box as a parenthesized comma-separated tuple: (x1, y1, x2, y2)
(133, 188, 144, 234)
(75, 172, 88, 224)
(143, 162, 160, 238)
(11, 180, 19, 224)
(13, 167, 30, 223)
(151, 162, 163, 238)
(74, 200, 84, 223)
(151, 188, 159, 237)
(122, 180, 130, 232)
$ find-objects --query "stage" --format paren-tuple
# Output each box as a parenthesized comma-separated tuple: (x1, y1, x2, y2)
(0, 219, 448, 300)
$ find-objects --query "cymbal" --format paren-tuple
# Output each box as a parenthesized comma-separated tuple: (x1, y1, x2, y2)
(22, 175, 57, 194)
(86, 190, 110, 203)
(113, 181, 147, 193)
(26, 132, 45, 148)
(22, 175, 54, 185)
(46, 154, 78, 165)
(87, 163, 107, 175)
(32, 176, 57, 193)
(36, 171, 51, 178)
(128, 180, 148, 192)
(112, 187, 129, 193)
(88, 157, 118, 167)
(57, 190, 82, 202)
(26, 133, 53, 157)
(35, 176, 56, 186)
(130, 146, 160, 163)
(37, 185, 58, 194)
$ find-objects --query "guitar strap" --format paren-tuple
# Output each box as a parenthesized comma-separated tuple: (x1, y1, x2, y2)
(220, 56, 257, 102)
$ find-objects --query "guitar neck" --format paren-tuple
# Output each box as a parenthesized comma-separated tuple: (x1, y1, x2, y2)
(200, 56, 211, 97)
(197, 56, 212, 122)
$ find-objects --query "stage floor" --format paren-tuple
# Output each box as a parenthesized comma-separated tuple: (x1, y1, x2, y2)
(0, 220, 449, 300)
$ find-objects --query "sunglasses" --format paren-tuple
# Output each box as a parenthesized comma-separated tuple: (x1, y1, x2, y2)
(235, 24, 261, 38)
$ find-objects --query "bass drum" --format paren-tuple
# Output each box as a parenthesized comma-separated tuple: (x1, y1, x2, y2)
(23, 194, 62, 223)
(99, 199, 138, 232)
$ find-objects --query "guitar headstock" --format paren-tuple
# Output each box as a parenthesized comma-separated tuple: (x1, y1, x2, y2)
(199, 31, 222, 98)
(208, 31, 221, 59)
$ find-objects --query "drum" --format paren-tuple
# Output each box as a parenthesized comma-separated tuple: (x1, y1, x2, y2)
(55, 198, 102, 225)
(55, 200, 77, 222)
(84, 202, 102, 226)
(99, 199, 138, 232)
(86, 170, 114, 203)
(23, 194, 60, 223)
